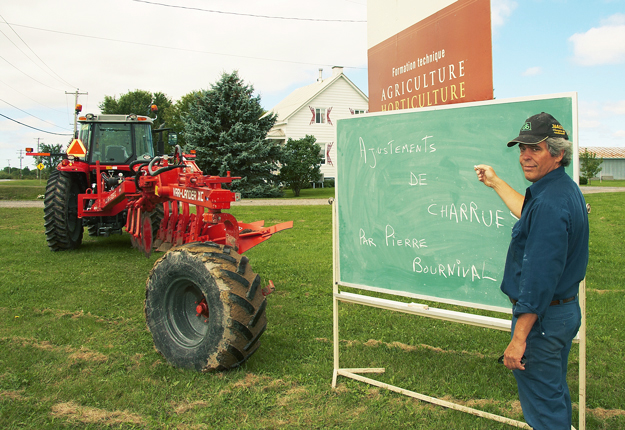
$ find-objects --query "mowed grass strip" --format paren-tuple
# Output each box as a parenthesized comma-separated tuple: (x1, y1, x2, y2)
(0, 197, 623, 429)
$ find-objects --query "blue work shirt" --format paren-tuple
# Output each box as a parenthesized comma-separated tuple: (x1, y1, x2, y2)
(501, 166, 589, 318)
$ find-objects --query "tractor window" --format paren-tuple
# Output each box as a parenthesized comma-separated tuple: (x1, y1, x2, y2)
(90, 124, 132, 164)
(134, 123, 154, 160)
(78, 124, 92, 157)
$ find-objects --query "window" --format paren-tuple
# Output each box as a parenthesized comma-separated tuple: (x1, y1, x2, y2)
(319, 143, 326, 165)
(91, 124, 132, 164)
(315, 108, 326, 124)
(134, 123, 154, 160)
(353, 109, 366, 115)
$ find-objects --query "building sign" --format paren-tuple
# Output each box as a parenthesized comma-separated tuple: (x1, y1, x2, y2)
(368, 0, 493, 113)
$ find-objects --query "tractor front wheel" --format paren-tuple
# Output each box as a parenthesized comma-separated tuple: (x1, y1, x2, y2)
(43, 170, 84, 251)
(145, 242, 267, 372)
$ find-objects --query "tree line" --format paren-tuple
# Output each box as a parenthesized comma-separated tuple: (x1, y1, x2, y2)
(99, 71, 323, 197)
(4, 71, 322, 196)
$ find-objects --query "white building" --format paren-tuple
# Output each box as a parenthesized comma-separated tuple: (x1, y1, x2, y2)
(264, 66, 369, 181)
(580, 147, 625, 180)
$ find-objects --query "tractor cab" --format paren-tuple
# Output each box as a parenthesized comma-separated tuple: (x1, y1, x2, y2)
(76, 113, 155, 165)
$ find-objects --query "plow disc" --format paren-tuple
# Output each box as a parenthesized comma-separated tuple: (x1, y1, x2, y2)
(128, 200, 293, 257)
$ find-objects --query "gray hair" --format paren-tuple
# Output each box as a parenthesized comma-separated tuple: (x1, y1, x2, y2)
(546, 137, 573, 167)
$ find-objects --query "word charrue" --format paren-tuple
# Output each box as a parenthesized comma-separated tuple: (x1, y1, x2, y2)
(359, 136, 435, 169)
(428, 201, 505, 228)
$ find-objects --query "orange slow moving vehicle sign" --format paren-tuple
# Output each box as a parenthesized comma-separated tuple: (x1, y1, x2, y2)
(67, 138, 87, 158)
(368, 0, 493, 113)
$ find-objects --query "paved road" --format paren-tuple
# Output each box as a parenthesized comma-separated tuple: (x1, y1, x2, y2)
(0, 187, 622, 209)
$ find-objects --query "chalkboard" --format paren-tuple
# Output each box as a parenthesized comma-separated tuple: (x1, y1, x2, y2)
(335, 94, 577, 312)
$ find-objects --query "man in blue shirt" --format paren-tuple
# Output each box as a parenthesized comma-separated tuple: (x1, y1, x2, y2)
(475, 112, 589, 430)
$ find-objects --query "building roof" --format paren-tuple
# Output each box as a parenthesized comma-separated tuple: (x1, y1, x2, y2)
(264, 66, 368, 123)
(580, 147, 625, 159)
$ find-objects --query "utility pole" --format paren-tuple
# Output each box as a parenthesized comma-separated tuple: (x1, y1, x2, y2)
(16, 149, 24, 179)
(34, 138, 43, 180)
(66, 88, 88, 136)
(6, 160, 10, 175)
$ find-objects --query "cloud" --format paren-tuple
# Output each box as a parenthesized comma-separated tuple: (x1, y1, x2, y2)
(491, 0, 517, 28)
(569, 13, 625, 65)
(614, 130, 625, 137)
(522, 67, 542, 76)
(580, 119, 601, 129)
(604, 100, 625, 115)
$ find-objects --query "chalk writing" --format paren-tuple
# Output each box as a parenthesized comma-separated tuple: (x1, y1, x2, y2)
(410, 172, 427, 186)
(385, 224, 427, 248)
(412, 257, 497, 282)
(427, 201, 505, 228)
(359, 136, 436, 168)
(359, 229, 377, 247)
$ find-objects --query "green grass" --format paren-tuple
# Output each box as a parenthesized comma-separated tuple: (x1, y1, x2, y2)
(0, 195, 624, 429)
(0, 180, 46, 200)
(281, 186, 335, 199)
(585, 179, 625, 187)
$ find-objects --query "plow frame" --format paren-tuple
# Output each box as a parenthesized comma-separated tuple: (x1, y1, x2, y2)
(73, 156, 292, 256)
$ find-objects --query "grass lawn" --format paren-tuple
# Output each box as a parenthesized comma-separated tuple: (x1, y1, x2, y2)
(0, 180, 47, 200)
(584, 179, 625, 187)
(0, 193, 623, 429)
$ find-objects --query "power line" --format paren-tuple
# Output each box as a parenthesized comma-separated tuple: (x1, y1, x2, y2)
(0, 112, 72, 136)
(0, 53, 65, 92)
(0, 77, 68, 114)
(132, 0, 367, 23)
(8, 23, 367, 70)
(0, 98, 71, 131)
(0, 14, 77, 89)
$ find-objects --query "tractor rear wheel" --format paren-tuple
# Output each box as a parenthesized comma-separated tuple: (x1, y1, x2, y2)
(44, 170, 84, 251)
(145, 242, 267, 372)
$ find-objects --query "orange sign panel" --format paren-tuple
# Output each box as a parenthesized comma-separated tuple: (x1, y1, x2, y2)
(67, 138, 87, 157)
(368, 0, 493, 113)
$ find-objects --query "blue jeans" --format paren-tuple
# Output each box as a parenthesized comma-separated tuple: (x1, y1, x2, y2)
(511, 299, 581, 430)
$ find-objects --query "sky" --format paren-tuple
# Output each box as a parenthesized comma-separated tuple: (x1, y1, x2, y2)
(1, 0, 624, 171)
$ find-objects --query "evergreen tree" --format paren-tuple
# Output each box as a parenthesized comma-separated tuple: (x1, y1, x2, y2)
(184, 71, 282, 198)
(278, 135, 322, 197)
(580, 149, 603, 185)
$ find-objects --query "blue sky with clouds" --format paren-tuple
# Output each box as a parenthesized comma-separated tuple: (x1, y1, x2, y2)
(1, 0, 624, 170)
(489, 1, 625, 148)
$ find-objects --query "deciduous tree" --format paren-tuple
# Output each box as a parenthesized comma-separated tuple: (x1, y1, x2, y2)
(99, 90, 171, 130)
(278, 135, 322, 197)
(580, 149, 603, 185)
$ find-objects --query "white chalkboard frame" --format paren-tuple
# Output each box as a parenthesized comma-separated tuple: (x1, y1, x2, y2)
(335, 92, 580, 314)
(332, 92, 586, 430)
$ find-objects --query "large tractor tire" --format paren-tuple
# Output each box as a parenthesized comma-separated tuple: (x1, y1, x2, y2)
(145, 242, 267, 372)
(44, 170, 84, 251)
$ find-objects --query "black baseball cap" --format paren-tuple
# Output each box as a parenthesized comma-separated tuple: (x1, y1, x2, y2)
(507, 112, 569, 147)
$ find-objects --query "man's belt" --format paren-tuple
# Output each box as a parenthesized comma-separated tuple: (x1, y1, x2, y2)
(510, 296, 576, 306)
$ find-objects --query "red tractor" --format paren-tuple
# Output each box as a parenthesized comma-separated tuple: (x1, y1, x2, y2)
(40, 106, 293, 372)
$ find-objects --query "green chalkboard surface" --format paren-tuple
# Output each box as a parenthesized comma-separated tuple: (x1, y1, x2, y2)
(336, 94, 577, 311)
